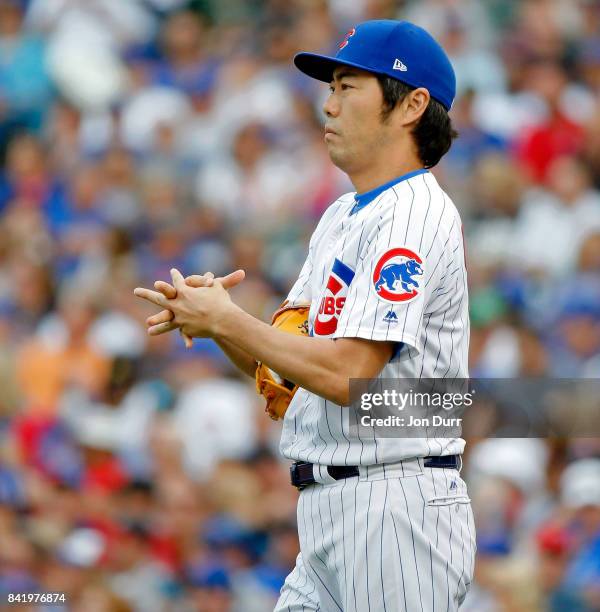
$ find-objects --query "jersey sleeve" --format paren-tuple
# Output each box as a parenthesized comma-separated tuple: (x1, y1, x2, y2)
(331, 206, 452, 353)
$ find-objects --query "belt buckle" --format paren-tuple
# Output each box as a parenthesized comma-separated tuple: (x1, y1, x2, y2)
(290, 462, 307, 490)
(424, 455, 460, 470)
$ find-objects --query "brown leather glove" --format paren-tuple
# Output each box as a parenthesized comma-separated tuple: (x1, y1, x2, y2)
(255, 301, 310, 420)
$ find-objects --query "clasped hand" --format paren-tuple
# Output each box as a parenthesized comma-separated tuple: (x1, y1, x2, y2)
(133, 268, 245, 346)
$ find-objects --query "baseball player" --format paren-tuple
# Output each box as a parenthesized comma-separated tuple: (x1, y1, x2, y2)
(135, 20, 475, 612)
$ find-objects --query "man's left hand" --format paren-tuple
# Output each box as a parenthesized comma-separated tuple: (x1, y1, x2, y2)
(134, 268, 235, 339)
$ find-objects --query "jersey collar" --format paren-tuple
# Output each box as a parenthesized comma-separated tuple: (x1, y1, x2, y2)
(350, 168, 429, 215)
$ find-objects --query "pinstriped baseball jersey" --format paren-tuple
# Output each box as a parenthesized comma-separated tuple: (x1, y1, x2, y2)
(280, 168, 469, 465)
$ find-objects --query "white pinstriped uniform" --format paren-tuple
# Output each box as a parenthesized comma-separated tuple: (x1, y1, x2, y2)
(275, 170, 475, 611)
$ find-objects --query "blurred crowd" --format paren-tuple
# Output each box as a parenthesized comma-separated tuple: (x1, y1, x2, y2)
(1, 0, 600, 610)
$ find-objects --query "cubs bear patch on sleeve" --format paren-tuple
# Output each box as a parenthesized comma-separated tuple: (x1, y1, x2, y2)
(372, 247, 424, 303)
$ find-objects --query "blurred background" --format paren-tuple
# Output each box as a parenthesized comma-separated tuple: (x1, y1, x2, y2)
(1, 0, 600, 610)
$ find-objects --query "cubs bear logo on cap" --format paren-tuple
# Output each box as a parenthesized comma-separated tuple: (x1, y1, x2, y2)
(338, 28, 355, 50)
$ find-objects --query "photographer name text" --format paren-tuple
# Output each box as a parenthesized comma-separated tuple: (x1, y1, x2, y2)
(360, 414, 463, 427)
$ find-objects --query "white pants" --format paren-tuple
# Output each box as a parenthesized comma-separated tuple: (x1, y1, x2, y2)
(275, 460, 476, 612)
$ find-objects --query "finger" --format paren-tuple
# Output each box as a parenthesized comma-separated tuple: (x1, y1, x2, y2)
(180, 330, 193, 349)
(186, 273, 214, 288)
(154, 280, 177, 299)
(133, 287, 170, 309)
(148, 321, 179, 335)
(146, 309, 173, 327)
(170, 268, 186, 291)
(219, 269, 246, 290)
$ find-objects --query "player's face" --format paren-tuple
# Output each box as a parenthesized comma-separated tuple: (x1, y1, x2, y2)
(323, 67, 393, 173)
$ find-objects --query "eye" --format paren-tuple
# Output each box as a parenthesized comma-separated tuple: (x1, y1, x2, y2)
(329, 82, 353, 93)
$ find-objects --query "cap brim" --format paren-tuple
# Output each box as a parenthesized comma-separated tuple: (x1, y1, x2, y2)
(294, 52, 375, 83)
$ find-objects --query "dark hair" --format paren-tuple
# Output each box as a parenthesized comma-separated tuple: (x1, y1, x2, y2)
(376, 75, 458, 168)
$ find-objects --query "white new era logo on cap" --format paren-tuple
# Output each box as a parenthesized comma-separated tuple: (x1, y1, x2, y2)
(393, 58, 408, 71)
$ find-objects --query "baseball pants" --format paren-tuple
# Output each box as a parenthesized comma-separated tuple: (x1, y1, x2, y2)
(274, 459, 476, 612)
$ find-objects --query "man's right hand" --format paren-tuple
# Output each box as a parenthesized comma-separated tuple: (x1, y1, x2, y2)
(146, 270, 245, 348)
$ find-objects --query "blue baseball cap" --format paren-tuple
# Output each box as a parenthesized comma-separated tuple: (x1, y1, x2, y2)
(294, 20, 456, 111)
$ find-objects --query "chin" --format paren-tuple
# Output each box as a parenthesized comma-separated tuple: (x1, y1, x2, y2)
(327, 148, 350, 172)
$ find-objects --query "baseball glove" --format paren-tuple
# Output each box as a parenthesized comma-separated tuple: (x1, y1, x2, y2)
(255, 301, 310, 420)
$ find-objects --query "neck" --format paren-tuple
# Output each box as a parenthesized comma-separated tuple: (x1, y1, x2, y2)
(349, 157, 424, 194)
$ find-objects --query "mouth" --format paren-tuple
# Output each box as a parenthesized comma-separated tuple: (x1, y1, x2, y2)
(324, 127, 339, 143)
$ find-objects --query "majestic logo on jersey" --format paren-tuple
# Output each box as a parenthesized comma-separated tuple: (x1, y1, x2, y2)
(314, 258, 355, 336)
(338, 28, 356, 50)
(383, 310, 398, 324)
(372, 248, 423, 303)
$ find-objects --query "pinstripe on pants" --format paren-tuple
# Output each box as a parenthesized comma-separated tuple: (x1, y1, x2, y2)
(274, 461, 476, 612)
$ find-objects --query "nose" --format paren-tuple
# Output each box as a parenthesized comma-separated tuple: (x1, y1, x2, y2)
(323, 89, 340, 118)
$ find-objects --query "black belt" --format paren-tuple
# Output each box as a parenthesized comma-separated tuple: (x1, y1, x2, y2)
(290, 455, 461, 490)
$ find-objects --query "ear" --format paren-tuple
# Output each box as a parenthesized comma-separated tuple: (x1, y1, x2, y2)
(399, 88, 430, 127)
